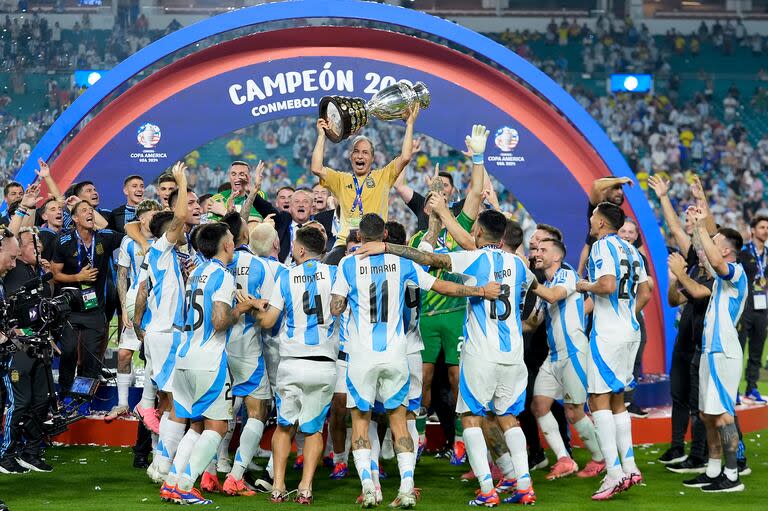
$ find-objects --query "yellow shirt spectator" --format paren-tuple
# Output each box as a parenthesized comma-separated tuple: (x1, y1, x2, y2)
(226, 137, 244, 157)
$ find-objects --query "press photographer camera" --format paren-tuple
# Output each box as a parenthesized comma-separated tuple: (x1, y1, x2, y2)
(0, 228, 86, 475)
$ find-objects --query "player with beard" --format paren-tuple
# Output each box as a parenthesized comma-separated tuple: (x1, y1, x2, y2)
(311, 104, 420, 265)
(110, 175, 146, 233)
(576, 202, 651, 500)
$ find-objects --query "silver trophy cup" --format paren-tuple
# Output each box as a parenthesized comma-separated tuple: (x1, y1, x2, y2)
(319, 81, 430, 143)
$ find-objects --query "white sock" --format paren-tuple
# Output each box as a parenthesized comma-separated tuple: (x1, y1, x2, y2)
(495, 452, 515, 480)
(724, 466, 738, 482)
(156, 416, 185, 475)
(334, 450, 349, 465)
(116, 372, 133, 408)
(407, 419, 419, 454)
(165, 429, 200, 486)
(154, 412, 170, 461)
(217, 420, 235, 462)
(503, 427, 530, 490)
(230, 419, 265, 480)
(573, 416, 604, 461)
(353, 448, 375, 491)
(178, 430, 222, 492)
(396, 451, 416, 493)
(139, 379, 156, 409)
(369, 422, 381, 487)
(706, 457, 722, 478)
(151, 432, 158, 450)
(295, 432, 305, 456)
(464, 427, 493, 493)
(537, 412, 568, 460)
(592, 409, 624, 479)
(205, 457, 217, 476)
(266, 454, 274, 478)
(613, 411, 638, 474)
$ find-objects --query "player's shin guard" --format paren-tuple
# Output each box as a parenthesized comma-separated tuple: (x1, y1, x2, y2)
(353, 449, 375, 492)
(464, 427, 494, 493)
(573, 416, 604, 461)
(592, 410, 623, 479)
(396, 451, 416, 493)
(503, 427, 531, 490)
(537, 412, 568, 460)
(230, 418, 265, 480)
(613, 411, 638, 474)
(178, 430, 222, 492)
(165, 429, 201, 487)
(117, 372, 133, 408)
(156, 414, 185, 475)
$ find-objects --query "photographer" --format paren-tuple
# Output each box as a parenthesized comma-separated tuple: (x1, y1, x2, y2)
(50, 200, 123, 397)
(0, 228, 53, 474)
(0, 227, 20, 476)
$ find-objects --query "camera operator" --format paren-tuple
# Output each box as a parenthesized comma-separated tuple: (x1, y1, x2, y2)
(0, 227, 20, 477)
(0, 228, 53, 474)
(50, 200, 123, 398)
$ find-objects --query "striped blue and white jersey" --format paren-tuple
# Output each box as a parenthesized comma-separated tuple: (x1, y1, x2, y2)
(260, 257, 287, 348)
(448, 248, 535, 365)
(117, 237, 152, 293)
(404, 283, 424, 354)
(587, 234, 648, 341)
(702, 262, 748, 357)
(176, 259, 236, 371)
(269, 259, 338, 359)
(225, 248, 274, 359)
(542, 267, 587, 362)
(338, 307, 354, 354)
(141, 233, 186, 334)
(333, 254, 436, 362)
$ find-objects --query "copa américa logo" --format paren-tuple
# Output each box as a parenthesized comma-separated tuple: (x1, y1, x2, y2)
(494, 126, 519, 152)
(137, 122, 161, 149)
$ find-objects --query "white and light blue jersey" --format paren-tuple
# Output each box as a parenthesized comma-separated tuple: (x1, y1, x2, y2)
(141, 233, 185, 333)
(261, 257, 287, 348)
(338, 307, 353, 354)
(333, 254, 436, 363)
(702, 262, 748, 357)
(404, 283, 424, 354)
(269, 259, 338, 359)
(542, 267, 587, 361)
(448, 248, 535, 364)
(587, 234, 648, 341)
(225, 248, 274, 359)
(176, 259, 236, 371)
(117, 237, 152, 293)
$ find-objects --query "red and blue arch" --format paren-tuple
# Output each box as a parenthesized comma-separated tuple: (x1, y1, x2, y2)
(14, 0, 673, 373)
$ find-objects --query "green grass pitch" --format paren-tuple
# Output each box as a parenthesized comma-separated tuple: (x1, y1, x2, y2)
(2, 433, 766, 510)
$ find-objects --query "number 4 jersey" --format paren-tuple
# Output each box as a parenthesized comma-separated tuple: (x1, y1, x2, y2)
(269, 259, 338, 360)
(588, 233, 648, 341)
(448, 247, 536, 365)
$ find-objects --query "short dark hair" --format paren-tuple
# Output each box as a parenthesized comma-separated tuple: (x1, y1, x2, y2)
(277, 186, 295, 195)
(71, 200, 92, 217)
(217, 182, 232, 193)
(149, 210, 174, 238)
(595, 201, 626, 231)
(750, 215, 768, 229)
(168, 188, 195, 209)
(536, 223, 562, 241)
(72, 180, 96, 198)
(124, 174, 144, 186)
(540, 237, 567, 258)
(718, 227, 744, 253)
(477, 210, 507, 243)
(438, 172, 454, 188)
(3, 181, 22, 198)
(230, 160, 250, 170)
(384, 221, 406, 245)
(157, 173, 177, 185)
(196, 222, 230, 259)
(503, 219, 523, 251)
(40, 197, 58, 212)
(198, 193, 212, 205)
(359, 213, 386, 242)
(295, 225, 326, 256)
(221, 211, 245, 242)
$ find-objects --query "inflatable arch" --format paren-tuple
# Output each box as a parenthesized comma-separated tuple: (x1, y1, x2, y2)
(14, 0, 673, 373)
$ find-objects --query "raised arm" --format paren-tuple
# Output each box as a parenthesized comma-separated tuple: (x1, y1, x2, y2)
(461, 124, 489, 219)
(311, 118, 329, 180)
(667, 272, 687, 307)
(668, 251, 712, 300)
(240, 161, 264, 222)
(689, 175, 717, 236)
(356, 241, 452, 270)
(167, 162, 189, 245)
(647, 175, 690, 255)
(392, 104, 420, 177)
(393, 167, 415, 205)
(35, 158, 63, 199)
(690, 207, 729, 277)
(430, 194, 476, 250)
(589, 176, 632, 204)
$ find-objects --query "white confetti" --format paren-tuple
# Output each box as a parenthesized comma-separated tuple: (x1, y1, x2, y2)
(679, 492, 685, 495)
(141, 498, 148, 502)
(647, 461, 656, 464)
(94, 486, 101, 491)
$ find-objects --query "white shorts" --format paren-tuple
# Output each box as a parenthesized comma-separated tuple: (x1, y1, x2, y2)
(276, 357, 336, 434)
(146, 330, 183, 393)
(229, 355, 271, 400)
(407, 353, 423, 412)
(262, 338, 280, 397)
(173, 366, 233, 421)
(457, 353, 527, 417)
(587, 335, 639, 395)
(699, 351, 741, 416)
(334, 356, 348, 394)
(118, 326, 142, 352)
(533, 352, 588, 404)
(346, 355, 410, 412)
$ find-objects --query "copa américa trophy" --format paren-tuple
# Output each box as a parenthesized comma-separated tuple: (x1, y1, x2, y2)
(319, 81, 430, 143)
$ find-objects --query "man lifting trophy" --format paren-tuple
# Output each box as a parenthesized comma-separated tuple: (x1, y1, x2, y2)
(319, 80, 430, 143)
